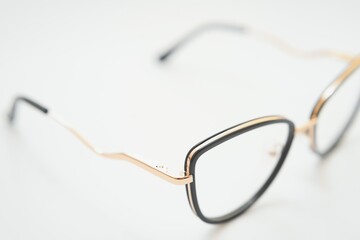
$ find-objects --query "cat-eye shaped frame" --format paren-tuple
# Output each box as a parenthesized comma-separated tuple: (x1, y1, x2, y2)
(7, 23, 360, 224)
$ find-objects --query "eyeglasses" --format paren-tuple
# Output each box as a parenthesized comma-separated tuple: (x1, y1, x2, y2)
(7, 23, 360, 224)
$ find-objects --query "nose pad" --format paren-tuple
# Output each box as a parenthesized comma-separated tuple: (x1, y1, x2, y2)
(267, 143, 284, 159)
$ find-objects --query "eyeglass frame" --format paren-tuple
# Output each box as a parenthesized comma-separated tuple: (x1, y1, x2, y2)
(7, 23, 360, 224)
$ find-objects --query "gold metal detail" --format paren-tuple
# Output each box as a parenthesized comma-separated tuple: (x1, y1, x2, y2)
(268, 143, 284, 158)
(48, 112, 193, 185)
(249, 27, 354, 62)
(187, 183, 196, 215)
(295, 118, 317, 136)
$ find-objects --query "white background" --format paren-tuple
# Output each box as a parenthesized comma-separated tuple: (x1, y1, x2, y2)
(1, 0, 359, 239)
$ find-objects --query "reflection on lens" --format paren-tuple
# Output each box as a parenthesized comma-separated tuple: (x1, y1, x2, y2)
(315, 67, 360, 155)
(194, 122, 291, 220)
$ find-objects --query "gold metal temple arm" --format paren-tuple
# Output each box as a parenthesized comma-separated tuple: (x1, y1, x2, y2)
(8, 96, 193, 185)
(159, 22, 354, 62)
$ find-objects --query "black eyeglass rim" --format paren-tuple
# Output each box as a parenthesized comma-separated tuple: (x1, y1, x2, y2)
(184, 118, 295, 224)
(310, 64, 360, 157)
(313, 94, 360, 157)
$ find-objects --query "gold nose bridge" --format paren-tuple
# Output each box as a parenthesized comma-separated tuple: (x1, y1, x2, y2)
(295, 118, 317, 136)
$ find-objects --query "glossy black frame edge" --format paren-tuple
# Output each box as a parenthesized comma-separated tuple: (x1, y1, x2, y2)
(184, 118, 295, 224)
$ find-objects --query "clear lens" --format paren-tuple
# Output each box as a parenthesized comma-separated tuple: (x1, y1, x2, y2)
(315, 67, 360, 155)
(194, 122, 291, 219)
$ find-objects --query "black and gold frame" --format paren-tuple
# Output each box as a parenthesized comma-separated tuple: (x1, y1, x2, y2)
(185, 117, 295, 223)
(7, 22, 360, 224)
(309, 59, 360, 156)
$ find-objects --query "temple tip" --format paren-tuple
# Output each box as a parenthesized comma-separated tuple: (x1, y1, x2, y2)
(7, 96, 49, 124)
(158, 50, 172, 62)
